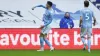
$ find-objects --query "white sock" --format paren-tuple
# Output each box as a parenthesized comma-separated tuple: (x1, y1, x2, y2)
(81, 37, 86, 48)
(88, 38, 91, 49)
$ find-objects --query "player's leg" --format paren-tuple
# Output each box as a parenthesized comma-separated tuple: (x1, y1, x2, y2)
(37, 33, 44, 51)
(43, 34, 54, 51)
(37, 27, 46, 51)
(42, 26, 54, 51)
(87, 28, 92, 53)
(80, 28, 87, 50)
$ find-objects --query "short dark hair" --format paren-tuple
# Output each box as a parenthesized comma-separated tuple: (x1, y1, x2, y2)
(65, 12, 70, 15)
(65, 12, 69, 14)
(47, 1, 53, 7)
(84, 1, 89, 7)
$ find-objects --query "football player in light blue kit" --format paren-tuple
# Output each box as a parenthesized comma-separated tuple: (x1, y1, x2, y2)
(79, 0, 96, 53)
(32, 1, 54, 51)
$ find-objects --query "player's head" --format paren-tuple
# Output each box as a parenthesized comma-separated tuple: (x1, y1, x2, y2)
(84, 0, 89, 7)
(46, 1, 53, 9)
(65, 12, 70, 19)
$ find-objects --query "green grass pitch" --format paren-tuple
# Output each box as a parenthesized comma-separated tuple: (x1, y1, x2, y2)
(0, 50, 100, 56)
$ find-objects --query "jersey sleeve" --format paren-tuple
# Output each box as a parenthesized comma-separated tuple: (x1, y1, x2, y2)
(33, 5, 46, 9)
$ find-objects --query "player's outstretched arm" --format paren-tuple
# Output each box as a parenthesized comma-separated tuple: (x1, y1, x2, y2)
(32, 5, 46, 10)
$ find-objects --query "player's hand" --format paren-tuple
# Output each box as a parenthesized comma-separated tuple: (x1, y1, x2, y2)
(70, 26, 73, 29)
(40, 25, 44, 29)
(79, 24, 81, 27)
(32, 7, 35, 10)
(32, 8, 34, 10)
(70, 27, 73, 29)
(93, 22, 96, 26)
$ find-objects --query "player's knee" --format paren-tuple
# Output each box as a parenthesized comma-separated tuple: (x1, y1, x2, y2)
(39, 33, 44, 37)
(43, 34, 47, 37)
(88, 37, 91, 39)
(81, 36, 85, 38)
(43, 37, 47, 41)
(43, 37, 45, 40)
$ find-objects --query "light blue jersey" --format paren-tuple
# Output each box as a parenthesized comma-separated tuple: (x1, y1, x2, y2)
(34, 5, 54, 26)
(80, 8, 94, 28)
(43, 8, 54, 26)
(34, 5, 54, 34)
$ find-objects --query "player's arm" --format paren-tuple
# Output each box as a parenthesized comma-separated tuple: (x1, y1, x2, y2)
(32, 5, 46, 10)
(79, 16, 82, 27)
(92, 11, 96, 26)
(79, 10, 83, 27)
(93, 16, 96, 26)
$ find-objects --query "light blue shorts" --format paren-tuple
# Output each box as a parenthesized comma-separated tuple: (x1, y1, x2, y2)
(81, 28, 92, 37)
(41, 25, 51, 34)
